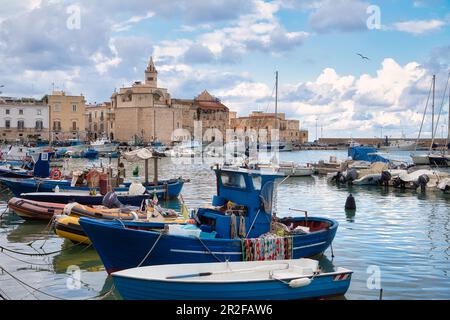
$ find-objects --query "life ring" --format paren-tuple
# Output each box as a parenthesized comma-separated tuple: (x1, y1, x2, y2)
(50, 168, 63, 180)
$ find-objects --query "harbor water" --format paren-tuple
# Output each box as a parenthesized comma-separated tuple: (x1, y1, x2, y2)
(1, 150, 449, 300)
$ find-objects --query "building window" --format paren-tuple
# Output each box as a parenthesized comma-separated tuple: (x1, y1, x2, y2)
(100, 112, 104, 120)
(5, 109, 10, 115)
(19, 109, 24, 115)
(72, 104, 77, 112)
(5, 120, 10, 128)
(72, 121, 77, 131)
(37, 109, 42, 115)
(89, 113, 92, 122)
(17, 120, 25, 129)
(100, 123, 104, 132)
(36, 120, 43, 130)
(53, 121, 61, 131)
(54, 105, 60, 112)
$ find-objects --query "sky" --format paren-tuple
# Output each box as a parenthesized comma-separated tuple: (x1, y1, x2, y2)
(0, 0, 449, 139)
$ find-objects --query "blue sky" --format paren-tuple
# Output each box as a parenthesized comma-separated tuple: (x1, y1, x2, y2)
(0, 0, 449, 139)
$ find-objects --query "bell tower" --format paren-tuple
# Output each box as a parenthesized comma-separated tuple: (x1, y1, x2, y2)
(144, 56, 157, 87)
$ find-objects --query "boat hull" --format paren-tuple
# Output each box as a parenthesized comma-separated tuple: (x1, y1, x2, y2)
(0, 177, 184, 199)
(79, 216, 338, 274)
(21, 192, 155, 206)
(8, 197, 65, 221)
(113, 270, 351, 300)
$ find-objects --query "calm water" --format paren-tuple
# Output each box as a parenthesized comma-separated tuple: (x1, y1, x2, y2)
(1, 150, 449, 300)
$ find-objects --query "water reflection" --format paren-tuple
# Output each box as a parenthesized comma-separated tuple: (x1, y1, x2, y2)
(0, 151, 450, 299)
(52, 240, 104, 274)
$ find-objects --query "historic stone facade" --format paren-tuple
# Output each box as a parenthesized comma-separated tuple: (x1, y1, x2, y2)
(111, 57, 184, 144)
(85, 102, 113, 140)
(111, 58, 231, 144)
(43, 91, 86, 142)
(0, 96, 49, 142)
(229, 111, 308, 145)
(172, 90, 229, 143)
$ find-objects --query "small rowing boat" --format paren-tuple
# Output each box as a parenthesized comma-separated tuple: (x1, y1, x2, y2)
(112, 259, 352, 300)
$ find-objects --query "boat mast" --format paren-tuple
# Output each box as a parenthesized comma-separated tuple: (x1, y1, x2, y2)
(448, 88, 450, 149)
(432, 75, 435, 140)
(275, 71, 278, 132)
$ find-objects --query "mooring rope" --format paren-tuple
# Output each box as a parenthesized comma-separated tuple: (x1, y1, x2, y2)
(0, 239, 90, 257)
(196, 236, 223, 262)
(0, 265, 66, 300)
(136, 231, 163, 268)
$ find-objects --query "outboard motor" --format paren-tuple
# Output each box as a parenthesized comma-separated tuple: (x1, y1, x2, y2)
(381, 171, 392, 187)
(346, 169, 358, 183)
(417, 174, 430, 192)
(102, 191, 123, 208)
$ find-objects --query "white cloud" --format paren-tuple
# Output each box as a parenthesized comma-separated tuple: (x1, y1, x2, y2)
(112, 11, 155, 32)
(216, 58, 441, 138)
(393, 19, 446, 35)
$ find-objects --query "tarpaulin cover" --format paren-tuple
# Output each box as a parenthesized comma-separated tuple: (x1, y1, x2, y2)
(348, 146, 389, 163)
(123, 148, 154, 161)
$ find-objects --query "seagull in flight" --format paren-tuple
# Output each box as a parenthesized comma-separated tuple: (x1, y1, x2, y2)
(357, 53, 370, 61)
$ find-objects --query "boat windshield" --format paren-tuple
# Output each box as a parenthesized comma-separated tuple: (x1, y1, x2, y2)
(220, 172, 246, 189)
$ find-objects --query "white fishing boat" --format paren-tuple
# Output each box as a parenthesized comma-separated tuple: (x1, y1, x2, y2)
(111, 259, 352, 300)
(90, 137, 118, 153)
(279, 163, 312, 176)
(380, 139, 416, 151)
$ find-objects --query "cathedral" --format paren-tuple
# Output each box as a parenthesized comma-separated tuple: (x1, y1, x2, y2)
(111, 57, 230, 144)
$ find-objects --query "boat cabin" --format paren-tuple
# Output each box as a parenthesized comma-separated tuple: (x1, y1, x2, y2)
(196, 166, 283, 239)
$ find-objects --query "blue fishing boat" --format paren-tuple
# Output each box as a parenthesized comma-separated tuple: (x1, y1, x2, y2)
(112, 259, 352, 300)
(0, 176, 185, 199)
(0, 153, 50, 179)
(79, 166, 338, 274)
(0, 165, 34, 179)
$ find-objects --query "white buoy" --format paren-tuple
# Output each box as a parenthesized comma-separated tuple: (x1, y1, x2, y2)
(289, 277, 311, 288)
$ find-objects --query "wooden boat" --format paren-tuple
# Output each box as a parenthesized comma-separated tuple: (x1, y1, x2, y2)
(20, 191, 156, 207)
(112, 259, 352, 300)
(8, 197, 66, 221)
(79, 166, 338, 274)
(8, 196, 182, 222)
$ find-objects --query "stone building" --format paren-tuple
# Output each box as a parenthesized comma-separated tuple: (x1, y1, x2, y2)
(0, 96, 49, 142)
(172, 90, 229, 143)
(85, 102, 113, 140)
(111, 57, 231, 144)
(229, 111, 308, 145)
(111, 57, 184, 144)
(43, 91, 86, 142)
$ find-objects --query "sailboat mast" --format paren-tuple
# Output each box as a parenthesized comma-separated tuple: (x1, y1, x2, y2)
(275, 71, 278, 131)
(448, 88, 450, 143)
(432, 75, 435, 139)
